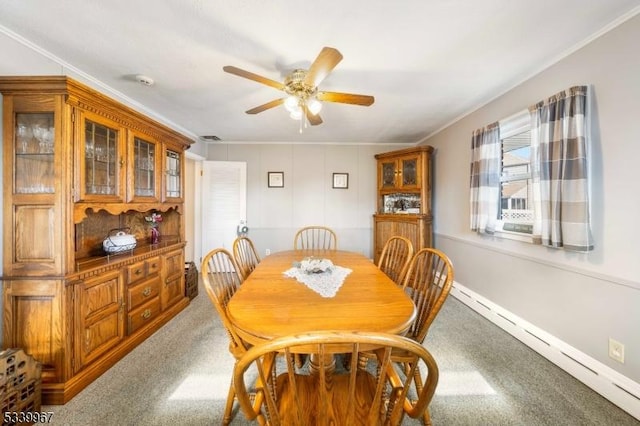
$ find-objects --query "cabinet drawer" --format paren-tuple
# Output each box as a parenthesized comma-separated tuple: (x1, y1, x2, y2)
(126, 260, 147, 285)
(146, 256, 161, 276)
(127, 298, 161, 335)
(128, 278, 160, 311)
(126, 256, 161, 285)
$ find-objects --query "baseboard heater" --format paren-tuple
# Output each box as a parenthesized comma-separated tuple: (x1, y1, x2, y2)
(450, 282, 640, 421)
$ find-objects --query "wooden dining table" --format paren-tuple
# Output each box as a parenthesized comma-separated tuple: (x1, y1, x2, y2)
(227, 249, 416, 354)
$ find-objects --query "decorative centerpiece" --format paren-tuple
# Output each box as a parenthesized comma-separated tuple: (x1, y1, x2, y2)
(294, 257, 334, 274)
(145, 212, 163, 244)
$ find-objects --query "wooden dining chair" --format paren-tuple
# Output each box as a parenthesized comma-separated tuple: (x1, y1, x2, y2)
(233, 236, 261, 280)
(233, 331, 439, 426)
(201, 248, 262, 425)
(396, 247, 454, 425)
(377, 236, 414, 286)
(293, 226, 337, 250)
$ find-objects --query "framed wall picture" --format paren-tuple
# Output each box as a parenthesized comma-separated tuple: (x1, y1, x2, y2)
(332, 172, 349, 189)
(268, 171, 284, 188)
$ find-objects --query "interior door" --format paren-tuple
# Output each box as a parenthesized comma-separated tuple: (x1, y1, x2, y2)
(200, 161, 247, 262)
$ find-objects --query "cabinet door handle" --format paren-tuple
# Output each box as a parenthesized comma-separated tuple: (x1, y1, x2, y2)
(142, 287, 152, 297)
(135, 269, 143, 275)
(141, 309, 151, 319)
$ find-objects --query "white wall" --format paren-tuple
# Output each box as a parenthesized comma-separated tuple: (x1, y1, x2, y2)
(424, 13, 640, 384)
(204, 143, 410, 259)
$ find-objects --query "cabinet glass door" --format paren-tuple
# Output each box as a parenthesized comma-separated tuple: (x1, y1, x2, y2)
(133, 137, 156, 198)
(401, 158, 418, 187)
(165, 150, 181, 199)
(85, 119, 118, 196)
(380, 161, 397, 188)
(15, 113, 55, 194)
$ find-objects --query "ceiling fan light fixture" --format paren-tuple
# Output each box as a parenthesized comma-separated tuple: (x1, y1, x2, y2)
(289, 108, 303, 120)
(284, 95, 299, 113)
(307, 97, 322, 115)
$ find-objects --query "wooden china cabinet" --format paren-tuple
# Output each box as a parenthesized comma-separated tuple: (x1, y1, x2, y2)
(373, 145, 433, 263)
(0, 76, 193, 404)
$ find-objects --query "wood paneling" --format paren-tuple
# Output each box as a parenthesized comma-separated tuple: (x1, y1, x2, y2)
(75, 270, 124, 370)
(3, 279, 64, 382)
(161, 249, 184, 310)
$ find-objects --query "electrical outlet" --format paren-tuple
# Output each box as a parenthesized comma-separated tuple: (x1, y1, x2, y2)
(265, 249, 271, 256)
(608, 338, 625, 363)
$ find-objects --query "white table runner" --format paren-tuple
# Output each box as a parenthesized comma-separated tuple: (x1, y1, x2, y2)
(283, 265, 353, 298)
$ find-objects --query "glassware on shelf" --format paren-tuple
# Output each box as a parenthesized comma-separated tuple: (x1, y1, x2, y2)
(15, 113, 55, 193)
(85, 141, 94, 158)
(165, 150, 181, 198)
(41, 127, 54, 153)
(133, 137, 156, 197)
(85, 119, 118, 196)
(32, 124, 44, 146)
(16, 124, 30, 153)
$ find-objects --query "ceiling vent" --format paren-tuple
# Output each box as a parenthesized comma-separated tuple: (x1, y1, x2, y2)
(201, 135, 221, 142)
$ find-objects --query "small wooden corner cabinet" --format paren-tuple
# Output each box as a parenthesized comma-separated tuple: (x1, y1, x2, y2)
(0, 76, 193, 404)
(373, 146, 433, 263)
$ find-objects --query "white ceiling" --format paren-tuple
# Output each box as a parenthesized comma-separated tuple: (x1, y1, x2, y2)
(0, 0, 638, 147)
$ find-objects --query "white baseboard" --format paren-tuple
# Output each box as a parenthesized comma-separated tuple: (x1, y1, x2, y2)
(450, 281, 640, 420)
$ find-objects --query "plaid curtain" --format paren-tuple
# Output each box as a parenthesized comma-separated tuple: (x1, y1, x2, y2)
(469, 122, 500, 234)
(529, 85, 593, 251)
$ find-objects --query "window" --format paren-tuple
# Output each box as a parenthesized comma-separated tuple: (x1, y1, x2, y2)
(497, 110, 533, 241)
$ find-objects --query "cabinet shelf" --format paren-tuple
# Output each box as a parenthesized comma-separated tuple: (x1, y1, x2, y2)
(73, 202, 183, 223)
(17, 151, 54, 156)
(85, 156, 112, 163)
(74, 237, 182, 272)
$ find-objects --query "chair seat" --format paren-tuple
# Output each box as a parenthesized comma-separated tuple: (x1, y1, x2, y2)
(274, 370, 382, 425)
(234, 331, 439, 425)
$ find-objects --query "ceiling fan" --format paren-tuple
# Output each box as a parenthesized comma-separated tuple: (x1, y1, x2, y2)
(223, 47, 374, 130)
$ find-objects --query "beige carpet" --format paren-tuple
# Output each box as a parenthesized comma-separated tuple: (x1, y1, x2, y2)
(44, 279, 639, 425)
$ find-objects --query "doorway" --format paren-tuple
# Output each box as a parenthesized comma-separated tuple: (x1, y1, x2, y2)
(200, 161, 247, 261)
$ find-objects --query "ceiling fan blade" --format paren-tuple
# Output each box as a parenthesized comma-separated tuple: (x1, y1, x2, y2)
(246, 98, 285, 114)
(223, 66, 285, 91)
(304, 47, 343, 87)
(317, 91, 375, 106)
(305, 108, 323, 126)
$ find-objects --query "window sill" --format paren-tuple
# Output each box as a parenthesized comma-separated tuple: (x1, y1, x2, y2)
(494, 229, 533, 243)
